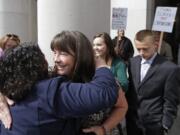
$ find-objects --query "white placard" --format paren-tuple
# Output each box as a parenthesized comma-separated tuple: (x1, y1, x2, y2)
(112, 8, 128, 30)
(152, 7, 177, 33)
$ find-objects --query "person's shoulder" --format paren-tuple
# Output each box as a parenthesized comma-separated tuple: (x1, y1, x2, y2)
(157, 56, 178, 71)
(123, 36, 132, 42)
(162, 40, 171, 47)
(113, 57, 122, 62)
(33, 76, 68, 101)
(130, 55, 140, 61)
(156, 55, 171, 63)
(112, 36, 118, 45)
(113, 57, 126, 66)
(128, 55, 140, 65)
(162, 60, 178, 68)
(161, 62, 180, 78)
(35, 76, 67, 89)
(112, 36, 118, 41)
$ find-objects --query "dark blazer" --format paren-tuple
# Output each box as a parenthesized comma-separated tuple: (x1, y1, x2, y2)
(1, 67, 118, 135)
(126, 54, 180, 132)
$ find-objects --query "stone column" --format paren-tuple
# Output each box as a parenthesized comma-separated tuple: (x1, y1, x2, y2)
(37, 0, 110, 66)
(0, 0, 37, 42)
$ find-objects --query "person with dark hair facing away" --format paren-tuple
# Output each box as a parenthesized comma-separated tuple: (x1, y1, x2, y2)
(0, 33, 21, 133)
(0, 31, 119, 135)
(112, 30, 134, 65)
(126, 29, 180, 135)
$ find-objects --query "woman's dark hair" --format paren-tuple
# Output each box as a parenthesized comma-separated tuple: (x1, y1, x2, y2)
(0, 42, 48, 101)
(93, 32, 117, 63)
(51, 31, 95, 82)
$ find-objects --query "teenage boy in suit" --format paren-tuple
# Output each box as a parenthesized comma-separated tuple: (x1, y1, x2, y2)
(126, 29, 180, 135)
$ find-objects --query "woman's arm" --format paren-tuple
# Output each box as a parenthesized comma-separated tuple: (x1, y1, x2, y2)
(102, 89, 128, 131)
(48, 67, 119, 118)
(0, 67, 119, 129)
(83, 88, 128, 135)
(0, 93, 14, 129)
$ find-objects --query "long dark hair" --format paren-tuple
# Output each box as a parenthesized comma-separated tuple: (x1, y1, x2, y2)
(0, 42, 48, 101)
(93, 32, 117, 63)
(51, 31, 95, 82)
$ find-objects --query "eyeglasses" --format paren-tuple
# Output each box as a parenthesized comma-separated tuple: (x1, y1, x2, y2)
(6, 34, 19, 38)
(5, 34, 20, 43)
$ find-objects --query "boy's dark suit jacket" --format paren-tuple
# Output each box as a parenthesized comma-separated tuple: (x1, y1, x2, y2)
(126, 54, 180, 134)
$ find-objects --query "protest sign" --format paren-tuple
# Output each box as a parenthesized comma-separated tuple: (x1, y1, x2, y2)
(112, 8, 128, 30)
(152, 7, 177, 53)
(152, 7, 177, 33)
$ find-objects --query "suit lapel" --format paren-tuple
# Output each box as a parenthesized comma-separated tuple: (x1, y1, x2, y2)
(133, 56, 141, 90)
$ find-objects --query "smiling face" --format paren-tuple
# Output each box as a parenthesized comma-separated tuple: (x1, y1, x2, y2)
(53, 49, 75, 77)
(51, 31, 95, 82)
(93, 37, 108, 59)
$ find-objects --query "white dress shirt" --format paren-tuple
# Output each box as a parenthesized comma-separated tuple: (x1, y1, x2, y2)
(140, 53, 157, 81)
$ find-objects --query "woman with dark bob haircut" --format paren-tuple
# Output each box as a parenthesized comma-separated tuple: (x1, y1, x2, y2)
(0, 31, 118, 135)
(50, 31, 95, 82)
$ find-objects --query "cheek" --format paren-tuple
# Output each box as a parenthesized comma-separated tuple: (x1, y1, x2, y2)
(66, 58, 75, 75)
(149, 48, 156, 55)
(53, 54, 59, 61)
(99, 46, 107, 54)
(67, 56, 75, 67)
(94, 46, 101, 51)
(143, 51, 153, 59)
(144, 51, 151, 56)
(5, 44, 12, 49)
